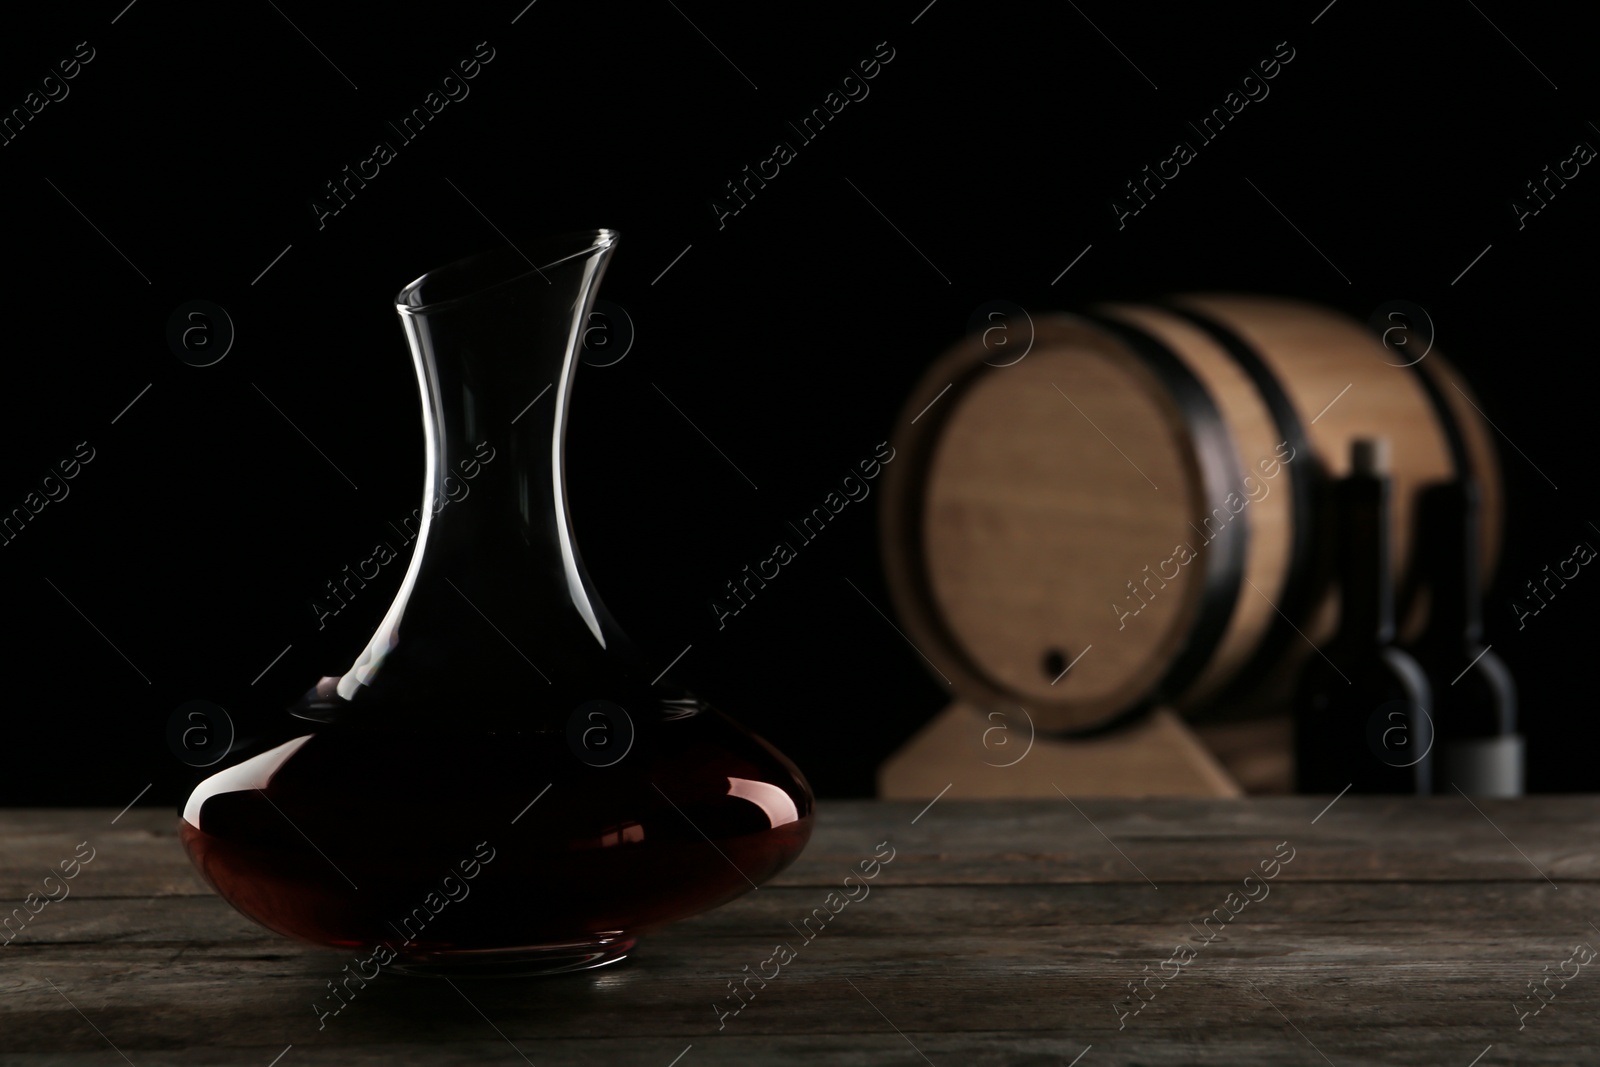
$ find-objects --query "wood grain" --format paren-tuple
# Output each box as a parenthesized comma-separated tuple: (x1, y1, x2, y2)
(910, 317, 1204, 728)
(2, 799, 1595, 1065)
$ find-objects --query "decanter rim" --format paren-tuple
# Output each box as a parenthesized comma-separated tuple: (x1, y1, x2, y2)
(395, 228, 619, 313)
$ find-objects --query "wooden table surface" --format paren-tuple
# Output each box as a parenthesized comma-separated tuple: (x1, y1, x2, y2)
(2, 797, 1598, 1065)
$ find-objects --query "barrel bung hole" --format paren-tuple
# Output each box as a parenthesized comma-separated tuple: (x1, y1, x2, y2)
(1042, 647, 1070, 681)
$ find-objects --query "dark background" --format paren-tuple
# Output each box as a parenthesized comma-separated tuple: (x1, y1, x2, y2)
(1, 0, 1593, 805)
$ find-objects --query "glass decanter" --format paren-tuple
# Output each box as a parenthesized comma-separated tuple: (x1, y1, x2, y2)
(180, 230, 813, 976)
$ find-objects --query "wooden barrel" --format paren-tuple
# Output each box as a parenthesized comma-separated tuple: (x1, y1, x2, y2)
(880, 295, 1503, 736)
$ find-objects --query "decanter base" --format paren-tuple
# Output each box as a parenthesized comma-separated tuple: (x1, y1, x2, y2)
(389, 932, 637, 978)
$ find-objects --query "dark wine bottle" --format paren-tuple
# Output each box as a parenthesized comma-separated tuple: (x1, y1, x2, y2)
(1294, 438, 1434, 794)
(1406, 480, 1522, 796)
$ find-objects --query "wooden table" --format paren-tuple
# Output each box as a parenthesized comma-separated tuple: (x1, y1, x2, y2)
(3, 798, 1597, 1065)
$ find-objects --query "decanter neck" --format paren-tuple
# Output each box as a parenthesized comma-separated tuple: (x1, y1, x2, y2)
(298, 233, 642, 722)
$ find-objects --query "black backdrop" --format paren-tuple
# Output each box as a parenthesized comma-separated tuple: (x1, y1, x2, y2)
(2, 0, 1594, 805)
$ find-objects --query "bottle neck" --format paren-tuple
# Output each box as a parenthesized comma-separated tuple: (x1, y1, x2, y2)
(1336, 472, 1394, 644)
